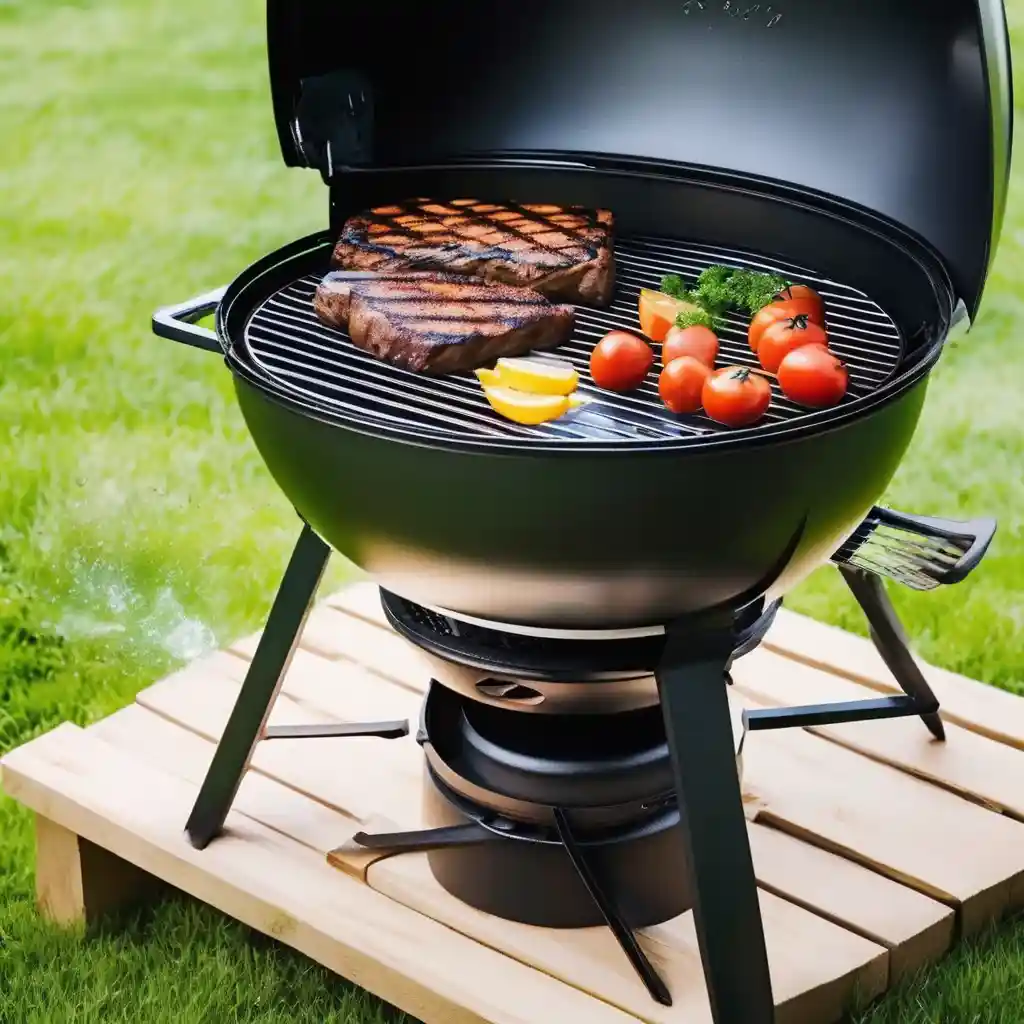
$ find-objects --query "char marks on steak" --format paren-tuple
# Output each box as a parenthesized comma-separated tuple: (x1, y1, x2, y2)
(336, 275, 576, 374)
(332, 199, 615, 306)
(314, 270, 455, 330)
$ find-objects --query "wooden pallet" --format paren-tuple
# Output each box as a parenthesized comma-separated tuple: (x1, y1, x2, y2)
(4, 581, 1024, 1024)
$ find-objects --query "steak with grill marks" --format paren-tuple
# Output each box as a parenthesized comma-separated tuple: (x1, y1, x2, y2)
(317, 274, 576, 374)
(331, 199, 615, 306)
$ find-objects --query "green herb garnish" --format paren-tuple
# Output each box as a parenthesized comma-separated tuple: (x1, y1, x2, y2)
(688, 266, 790, 316)
(660, 273, 689, 301)
(674, 307, 719, 331)
(660, 266, 791, 323)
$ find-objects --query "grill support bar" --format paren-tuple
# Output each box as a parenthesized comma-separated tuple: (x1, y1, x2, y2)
(185, 522, 331, 848)
(842, 566, 946, 741)
(656, 618, 775, 1024)
(184, 523, 409, 849)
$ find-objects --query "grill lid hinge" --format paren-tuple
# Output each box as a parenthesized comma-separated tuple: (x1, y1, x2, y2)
(291, 69, 373, 180)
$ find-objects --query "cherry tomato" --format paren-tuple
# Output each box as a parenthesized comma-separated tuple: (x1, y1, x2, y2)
(589, 331, 654, 391)
(747, 300, 820, 353)
(758, 314, 829, 374)
(702, 366, 772, 427)
(777, 344, 848, 408)
(663, 325, 719, 368)
(773, 284, 825, 323)
(659, 356, 711, 414)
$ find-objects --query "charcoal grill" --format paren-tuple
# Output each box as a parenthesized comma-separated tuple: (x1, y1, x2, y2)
(148, 2, 1010, 1021)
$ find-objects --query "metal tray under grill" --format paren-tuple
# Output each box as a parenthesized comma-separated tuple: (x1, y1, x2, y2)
(239, 233, 904, 446)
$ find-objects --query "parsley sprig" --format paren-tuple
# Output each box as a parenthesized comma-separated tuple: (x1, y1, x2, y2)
(661, 266, 790, 330)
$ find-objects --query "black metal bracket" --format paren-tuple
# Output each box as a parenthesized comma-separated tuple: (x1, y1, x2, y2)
(831, 505, 996, 590)
(743, 693, 926, 740)
(265, 721, 410, 741)
(350, 822, 500, 854)
(553, 808, 672, 1007)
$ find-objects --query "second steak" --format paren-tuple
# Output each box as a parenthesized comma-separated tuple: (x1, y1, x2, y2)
(340, 276, 576, 374)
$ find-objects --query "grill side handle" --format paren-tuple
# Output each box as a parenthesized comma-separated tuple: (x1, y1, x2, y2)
(830, 505, 997, 589)
(152, 287, 227, 354)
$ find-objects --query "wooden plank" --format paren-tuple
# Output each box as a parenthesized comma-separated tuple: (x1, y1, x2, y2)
(369, 851, 887, 1024)
(34, 815, 164, 926)
(733, 647, 1024, 818)
(765, 608, 1024, 750)
(132, 646, 889, 1021)
(747, 824, 952, 981)
(328, 581, 391, 628)
(271, 594, 1024, 939)
(741, 717, 1024, 935)
(1, 724, 639, 1024)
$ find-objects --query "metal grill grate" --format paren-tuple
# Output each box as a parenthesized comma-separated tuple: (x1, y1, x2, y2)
(241, 233, 904, 445)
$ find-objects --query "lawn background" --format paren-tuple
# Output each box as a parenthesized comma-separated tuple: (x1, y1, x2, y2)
(0, 2, 1022, 1021)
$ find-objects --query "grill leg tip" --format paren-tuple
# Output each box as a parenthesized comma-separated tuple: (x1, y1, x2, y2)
(922, 711, 946, 742)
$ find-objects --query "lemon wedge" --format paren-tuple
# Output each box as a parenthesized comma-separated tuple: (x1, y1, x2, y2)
(483, 386, 574, 425)
(475, 367, 501, 387)
(493, 356, 579, 396)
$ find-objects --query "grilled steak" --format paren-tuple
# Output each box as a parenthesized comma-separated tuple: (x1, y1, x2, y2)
(332, 199, 615, 306)
(314, 270, 446, 329)
(325, 274, 576, 374)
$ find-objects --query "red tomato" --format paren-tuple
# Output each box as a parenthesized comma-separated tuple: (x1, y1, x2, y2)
(663, 325, 719, 368)
(659, 356, 711, 414)
(589, 331, 654, 391)
(777, 345, 848, 408)
(773, 284, 825, 323)
(747, 301, 820, 353)
(758, 314, 829, 374)
(701, 366, 772, 427)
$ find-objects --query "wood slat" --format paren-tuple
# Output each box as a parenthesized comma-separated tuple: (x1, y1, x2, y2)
(741, 719, 1024, 935)
(1, 724, 633, 1024)
(370, 850, 887, 1024)
(745, 824, 952, 982)
(765, 608, 1024, 750)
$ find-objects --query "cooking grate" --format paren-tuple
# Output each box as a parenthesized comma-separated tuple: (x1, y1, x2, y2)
(240, 233, 904, 445)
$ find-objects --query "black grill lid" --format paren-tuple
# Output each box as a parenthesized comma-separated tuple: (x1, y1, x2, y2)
(267, 0, 1011, 319)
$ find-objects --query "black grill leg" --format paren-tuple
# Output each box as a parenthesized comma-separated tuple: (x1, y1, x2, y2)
(656, 618, 775, 1024)
(839, 566, 945, 741)
(185, 523, 331, 849)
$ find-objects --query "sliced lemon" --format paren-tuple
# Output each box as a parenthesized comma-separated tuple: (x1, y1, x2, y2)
(483, 386, 573, 425)
(475, 367, 501, 387)
(493, 356, 580, 396)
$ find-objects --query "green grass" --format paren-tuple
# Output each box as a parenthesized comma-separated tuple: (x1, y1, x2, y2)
(0, 0, 1022, 1020)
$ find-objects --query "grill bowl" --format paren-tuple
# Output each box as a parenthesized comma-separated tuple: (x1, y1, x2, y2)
(234, 372, 928, 626)
(218, 168, 951, 628)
